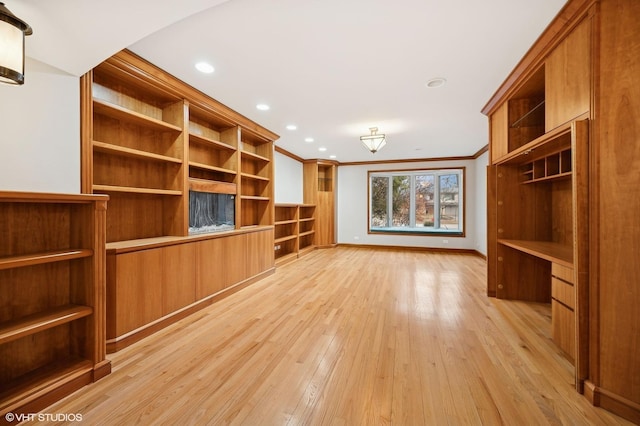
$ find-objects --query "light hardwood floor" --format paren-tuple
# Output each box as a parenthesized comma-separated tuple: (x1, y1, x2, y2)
(46, 247, 630, 425)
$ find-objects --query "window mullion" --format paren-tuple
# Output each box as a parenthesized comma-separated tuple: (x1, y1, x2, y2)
(409, 174, 416, 227)
(434, 175, 441, 229)
(387, 176, 392, 227)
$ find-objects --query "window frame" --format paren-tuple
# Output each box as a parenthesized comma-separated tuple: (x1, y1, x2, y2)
(367, 167, 466, 237)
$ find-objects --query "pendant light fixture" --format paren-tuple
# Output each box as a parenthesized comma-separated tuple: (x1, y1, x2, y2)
(0, 2, 33, 85)
(360, 127, 386, 154)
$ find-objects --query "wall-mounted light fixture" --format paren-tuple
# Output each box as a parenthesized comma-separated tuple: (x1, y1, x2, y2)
(0, 2, 33, 85)
(360, 127, 386, 154)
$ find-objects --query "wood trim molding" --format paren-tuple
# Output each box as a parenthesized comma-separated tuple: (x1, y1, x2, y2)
(584, 380, 640, 424)
(337, 243, 485, 258)
(275, 145, 489, 167)
(80, 71, 93, 194)
(339, 154, 479, 167)
(274, 145, 305, 162)
(472, 144, 489, 159)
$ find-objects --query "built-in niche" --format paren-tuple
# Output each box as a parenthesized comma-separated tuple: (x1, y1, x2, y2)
(189, 190, 235, 234)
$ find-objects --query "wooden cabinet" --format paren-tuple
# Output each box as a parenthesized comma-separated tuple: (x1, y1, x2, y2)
(484, 0, 640, 422)
(303, 161, 336, 248)
(299, 205, 317, 255)
(105, 228, 274, 352)
(489, 103, 509, 163)
(545, 17, 591, 132)
(239, 130, 274, 228)
(0, 191, 110, 416)
(274, 204, 299, 265)
(81, 49, 278, 352)
(551, 263, 575, 360)
(274, 204, 316, 266)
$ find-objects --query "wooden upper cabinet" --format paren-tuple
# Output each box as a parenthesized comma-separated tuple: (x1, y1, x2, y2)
(545, 17, 591, 131)
(490, 102, 508, 163)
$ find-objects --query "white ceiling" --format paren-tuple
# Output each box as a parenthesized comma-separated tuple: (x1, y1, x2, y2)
(13, 0, 567, 163)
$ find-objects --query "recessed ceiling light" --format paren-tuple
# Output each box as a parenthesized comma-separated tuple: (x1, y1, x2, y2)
(256, 104, 270, 111)
(329, 155, 337, 159)
(305, 137, 314, 143)
(426, 77, 447, 88)
(286, 124, 297, 131)
(195, 62, 215, 74)
(318, 147, 327, 152)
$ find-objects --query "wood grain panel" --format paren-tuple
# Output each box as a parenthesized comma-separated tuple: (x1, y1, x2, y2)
(112, 250, 163, 336)
(196, 238, 227, 298)
(490, 103, 508, 163)
(162, 244, 196, 315)
(553, 300, 576, 360)
(593, 0, 640, 415)
(546, 16, 592, 132)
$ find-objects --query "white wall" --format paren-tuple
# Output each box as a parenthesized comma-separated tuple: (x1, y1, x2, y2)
(273, 151, 303, 204)
(0, 58, 80, 193)
(337, 158, 485, 251)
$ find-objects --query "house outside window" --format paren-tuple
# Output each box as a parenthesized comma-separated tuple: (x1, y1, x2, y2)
(369, 168, 464, 236)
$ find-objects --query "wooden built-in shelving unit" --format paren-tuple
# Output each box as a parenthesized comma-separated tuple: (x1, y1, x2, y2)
(0, 191, 110, 416)
(81, 49, 277, 351)
(303, 161, 336, 248)
(274, 204, 316, 266)
(485, 0, 640, 422)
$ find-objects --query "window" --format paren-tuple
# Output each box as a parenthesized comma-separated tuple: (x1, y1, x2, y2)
(369, 168, 464, 235)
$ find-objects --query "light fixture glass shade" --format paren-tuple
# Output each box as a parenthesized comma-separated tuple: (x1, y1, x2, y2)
(360, 127, 386, 153)
(0, 2, 33, 85)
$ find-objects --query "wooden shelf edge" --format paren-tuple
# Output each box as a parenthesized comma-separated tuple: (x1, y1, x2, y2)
(522, 171, 572, 184)
(0, 305, 93, 345)
(0, 358, 93, 416)
(240, 195, 270, 201)
(93, 185, 182, 196)
(241, 172, 270, 182)
(0, 191, 108, 204)
(275, 235, 297, 244)
(498, 239, 573, 266)
(0, 249, 93, 271)
(496, 121, 574, 165)
(240, 150, 270, 162)
(93, 98, 182, 132)
(93, 141, 182, 164)
(274, 219, 298, 226)
(189, 161, 237, 175)
(189, 132, 236, 151)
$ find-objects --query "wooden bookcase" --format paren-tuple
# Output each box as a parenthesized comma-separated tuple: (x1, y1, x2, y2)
(486, 4, 591, 384)
(81, 49, 277, 351)
(298, 205, 317, 255)
(274, 204, 316, 266)
(274, 204, 299, 265)
(485, 0, 640, 422)
(303, 160, 336, 248)
(239, 129, 274, 228)
(0, 191, 110, 416)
